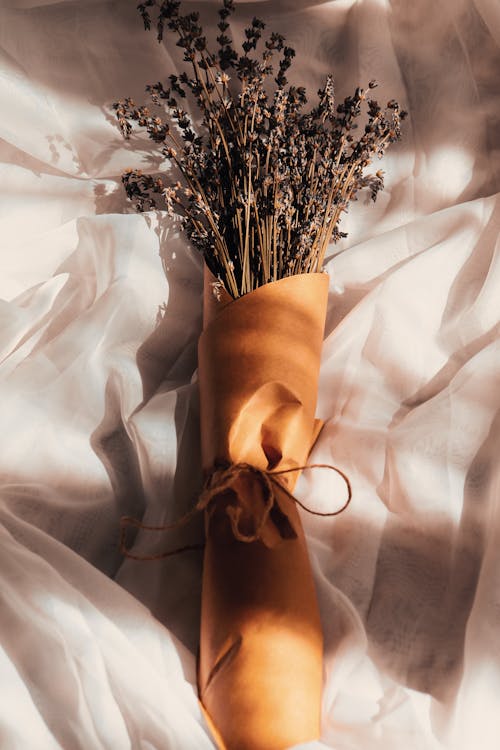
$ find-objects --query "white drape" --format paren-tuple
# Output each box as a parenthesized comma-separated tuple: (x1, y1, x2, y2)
(1, 1, 499, 747)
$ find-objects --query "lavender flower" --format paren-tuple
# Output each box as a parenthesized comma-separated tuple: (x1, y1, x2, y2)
(114, 0, 407, 298)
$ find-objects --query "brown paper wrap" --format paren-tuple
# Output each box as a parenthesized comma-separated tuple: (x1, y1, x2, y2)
(198, 266, 329, 750)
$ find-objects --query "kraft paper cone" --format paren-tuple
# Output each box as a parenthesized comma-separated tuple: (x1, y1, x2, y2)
(197, 267, 329, 750)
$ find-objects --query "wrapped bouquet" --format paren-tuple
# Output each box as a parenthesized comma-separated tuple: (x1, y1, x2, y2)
(115, 1, 406, 747)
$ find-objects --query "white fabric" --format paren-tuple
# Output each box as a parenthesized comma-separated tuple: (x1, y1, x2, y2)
(1, 0, 499, 748)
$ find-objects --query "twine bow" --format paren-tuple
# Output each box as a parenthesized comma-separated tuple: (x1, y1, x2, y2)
(120, 461, 352, 561)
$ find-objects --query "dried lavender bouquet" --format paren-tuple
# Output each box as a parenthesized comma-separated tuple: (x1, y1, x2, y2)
(115, 0, 406, 299)
(115, 3, 406, 748)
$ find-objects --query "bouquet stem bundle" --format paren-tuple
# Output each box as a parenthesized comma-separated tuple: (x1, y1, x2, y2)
(197, 268, 328, 748)
(115, 2, 406, 746)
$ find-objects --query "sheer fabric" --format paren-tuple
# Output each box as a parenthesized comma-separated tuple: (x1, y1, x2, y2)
(1, 1, 499, 747)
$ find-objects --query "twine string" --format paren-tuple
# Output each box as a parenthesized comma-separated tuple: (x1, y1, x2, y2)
(120, 461, 352, 561)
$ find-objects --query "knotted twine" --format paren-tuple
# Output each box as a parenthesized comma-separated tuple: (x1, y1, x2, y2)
(120, 461, 352, 561)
